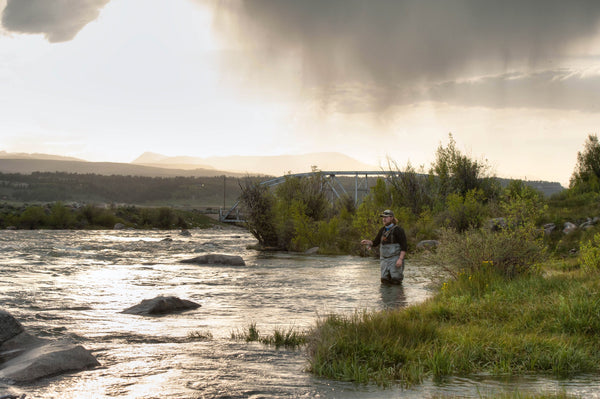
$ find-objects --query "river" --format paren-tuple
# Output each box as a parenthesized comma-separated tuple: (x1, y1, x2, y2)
(1, 228, 599, 398)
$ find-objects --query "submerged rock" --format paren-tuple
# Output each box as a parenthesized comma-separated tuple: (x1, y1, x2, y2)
(180, 254, 245, 266)
(122, 296, 201, 316)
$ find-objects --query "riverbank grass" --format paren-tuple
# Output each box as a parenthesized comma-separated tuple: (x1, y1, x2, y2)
(231, 322, 307, 348)
(306, 263, 600, 386)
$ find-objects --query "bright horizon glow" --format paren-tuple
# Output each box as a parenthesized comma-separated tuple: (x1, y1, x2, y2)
(2, 0, 600, 187)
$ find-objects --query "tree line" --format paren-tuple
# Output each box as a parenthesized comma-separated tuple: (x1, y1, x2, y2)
(239, 134, 600, 265)
(0, 172, 244, 207)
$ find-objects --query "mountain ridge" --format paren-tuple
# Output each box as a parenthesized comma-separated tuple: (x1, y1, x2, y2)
(132, 151, 380, 175)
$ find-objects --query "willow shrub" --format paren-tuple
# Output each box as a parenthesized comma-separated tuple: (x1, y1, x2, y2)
(430, 223, 546, 278)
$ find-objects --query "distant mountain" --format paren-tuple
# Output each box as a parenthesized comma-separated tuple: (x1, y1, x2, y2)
(133, 152, 216, 170)
(0, 151, 84, 162)
(0, 159, 245, 178)
(132, 152, 379, 176)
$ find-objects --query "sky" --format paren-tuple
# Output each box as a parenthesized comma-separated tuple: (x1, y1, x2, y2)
(2, 0, 600, 186)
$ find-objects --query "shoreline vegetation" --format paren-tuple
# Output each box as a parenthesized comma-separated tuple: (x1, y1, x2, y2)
(0, 202, 219, 230)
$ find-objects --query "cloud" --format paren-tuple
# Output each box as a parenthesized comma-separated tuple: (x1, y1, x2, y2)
(205, 0, 600, 112)
(1, 0, 110, 42)
(429, 68, 600, 112)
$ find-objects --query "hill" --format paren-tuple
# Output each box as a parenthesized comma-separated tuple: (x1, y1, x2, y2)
(0, 159, 245, 178)
(132, 152, 379, 175)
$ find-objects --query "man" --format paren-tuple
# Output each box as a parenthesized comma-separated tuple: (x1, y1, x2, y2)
(361, 209, 407, 284)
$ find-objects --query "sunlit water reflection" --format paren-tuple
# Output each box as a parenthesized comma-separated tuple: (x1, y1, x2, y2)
(1, 229, 599, 398)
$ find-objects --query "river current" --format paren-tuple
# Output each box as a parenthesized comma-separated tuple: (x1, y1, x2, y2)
(1, 228, 599, 398)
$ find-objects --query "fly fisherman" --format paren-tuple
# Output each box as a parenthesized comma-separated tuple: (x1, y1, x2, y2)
(361, 209, 408, 285)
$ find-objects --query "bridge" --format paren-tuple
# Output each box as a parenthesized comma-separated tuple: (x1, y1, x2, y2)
(219, 170, 392, 223)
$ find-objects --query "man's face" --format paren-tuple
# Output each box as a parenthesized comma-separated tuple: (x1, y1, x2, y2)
(382, 215, 393, 225)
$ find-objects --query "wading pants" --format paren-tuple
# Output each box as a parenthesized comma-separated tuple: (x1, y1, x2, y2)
(380, 243, 404, 284)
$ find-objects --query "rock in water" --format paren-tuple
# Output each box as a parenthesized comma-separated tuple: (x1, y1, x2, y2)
(0, 341, 100, 383)
(180, 254, 245, 266)
(122, 296, 201, 316)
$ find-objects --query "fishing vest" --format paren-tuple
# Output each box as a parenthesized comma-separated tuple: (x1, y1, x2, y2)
(380, 225, 401, 259)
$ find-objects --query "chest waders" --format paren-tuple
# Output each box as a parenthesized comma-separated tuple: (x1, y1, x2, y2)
(380, 229, 404, 284)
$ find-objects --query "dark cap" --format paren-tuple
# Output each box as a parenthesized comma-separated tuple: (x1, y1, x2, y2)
(380, 209, 394, 218)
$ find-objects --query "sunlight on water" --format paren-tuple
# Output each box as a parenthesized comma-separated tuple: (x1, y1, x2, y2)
(2, 229, 600, 398)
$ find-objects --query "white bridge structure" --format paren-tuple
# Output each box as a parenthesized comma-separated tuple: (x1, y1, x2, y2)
(219, 170, 392, 223)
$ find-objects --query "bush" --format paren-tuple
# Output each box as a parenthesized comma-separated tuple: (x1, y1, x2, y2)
(430, 224, 546, 278)
(439, 189, 487, 232)
(580, 233, 600, 273)
(47, 202, 76, 229)
(18, 205, 47, 229)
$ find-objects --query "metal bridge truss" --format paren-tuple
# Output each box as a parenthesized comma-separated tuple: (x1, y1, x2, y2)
(219, 171, 391, 223)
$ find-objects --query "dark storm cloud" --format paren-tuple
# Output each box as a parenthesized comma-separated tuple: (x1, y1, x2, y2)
(1, 0, 110, 42)
(207, 0, 600, 111)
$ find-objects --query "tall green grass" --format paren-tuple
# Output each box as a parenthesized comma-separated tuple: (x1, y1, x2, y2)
(306, 265, 600, 387)
(231, 322, 307, 349)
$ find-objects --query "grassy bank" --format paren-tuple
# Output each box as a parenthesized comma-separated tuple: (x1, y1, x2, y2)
(306, 259, 600, 387)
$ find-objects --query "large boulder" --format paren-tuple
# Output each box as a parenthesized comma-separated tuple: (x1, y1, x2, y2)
(122, 296, 201, 316)
(0, 341, 99, 383)
(0, 311, 99, 383)
(180, 254, 245, 266)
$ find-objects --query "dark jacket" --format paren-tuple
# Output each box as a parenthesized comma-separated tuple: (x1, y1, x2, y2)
(372, 224, 407, 252)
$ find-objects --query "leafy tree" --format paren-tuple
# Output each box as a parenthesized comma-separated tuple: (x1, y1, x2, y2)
(429, 134, 495, 202)
(386, 159, 432, 214)
(570, 134, 600, 192)
(239, 179, 278, 247)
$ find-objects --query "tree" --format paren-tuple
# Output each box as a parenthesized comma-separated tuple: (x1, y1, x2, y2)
(386, 159, 432, 215)
(239, 179, 278, 247)
(570, 134, 600, 192)
(429, 134, 496, 202)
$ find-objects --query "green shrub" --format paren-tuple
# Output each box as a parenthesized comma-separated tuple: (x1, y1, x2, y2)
(579, 233, 600, 273)
(439, 189, 487, 232)
(18, 205, 47, 229)
(430, 224, 546, 278)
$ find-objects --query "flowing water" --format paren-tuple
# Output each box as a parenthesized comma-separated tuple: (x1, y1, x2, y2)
(0, 228, 599, 398)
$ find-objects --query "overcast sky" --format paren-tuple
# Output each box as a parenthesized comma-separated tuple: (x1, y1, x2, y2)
(2, 0, 600, 185)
